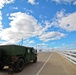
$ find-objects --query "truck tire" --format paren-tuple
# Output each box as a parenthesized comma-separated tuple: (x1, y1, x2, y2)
(15, 58, 25, 72)
(33, 57, 37, 63)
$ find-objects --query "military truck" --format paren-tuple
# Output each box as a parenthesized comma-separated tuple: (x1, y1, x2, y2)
(0, 44, 37, 73)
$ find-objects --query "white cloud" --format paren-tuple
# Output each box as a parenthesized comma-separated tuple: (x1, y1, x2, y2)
(6, 13, 9, 17)
(28, 0, 39, 5)
(20, 39, 35, 46)
(0, 12, 49, 43)
(29, 40, 35, 44)
(0, 11, 67, 43)
(0, 11, 3, 30)
(0, 42, 15, 45)
(0, 11, 70, 43)
(73, 1, 76, 5)
(12, 7, 18, 10)
(52, 0, 60, 3)
(24, 8, 33, 14)
(39, 31, 66, 42)
(56, 9, 66, 19)
(51, 42, 56, 44)
(0, 0, 14, 9)
(70, 43, 76, 46)
(51, 10, 76, 32)
(58, 12, 76, 31)
(52, 0, 76, 5)
(42, 21, 52, 32)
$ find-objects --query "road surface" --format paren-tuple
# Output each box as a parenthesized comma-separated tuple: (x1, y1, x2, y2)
(0, 52, 76, 75)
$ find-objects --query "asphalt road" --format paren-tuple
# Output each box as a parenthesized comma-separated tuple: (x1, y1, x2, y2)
(0, 52, 76, 75)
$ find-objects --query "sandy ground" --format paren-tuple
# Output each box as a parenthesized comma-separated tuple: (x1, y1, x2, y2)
(0, 52, 76, 75)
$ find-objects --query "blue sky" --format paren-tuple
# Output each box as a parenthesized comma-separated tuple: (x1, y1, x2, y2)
(0, 0, 76, 50)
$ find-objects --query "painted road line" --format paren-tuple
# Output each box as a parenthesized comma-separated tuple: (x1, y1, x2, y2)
(36, 53, 52, 75)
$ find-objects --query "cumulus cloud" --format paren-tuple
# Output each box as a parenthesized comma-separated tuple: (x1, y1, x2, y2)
(39, 31, 66, 42)
(29, 40, 35, 44)
(0, 42, 15, 45)
(52, 0, 76, 5)
(56, 9, 66, 19)
(0, 0, 14, 9)
(58, 12, 76, 31)
(0, 10, 71, 44)
(0, 12, 50, 43)
(51, 10, 76, 32)
(73, 1, 76, 5)
(28, 0, 39, 5)
(0, 11, 67, 44)
(19, 39, 35, 46)
(0, 11, 3, 30)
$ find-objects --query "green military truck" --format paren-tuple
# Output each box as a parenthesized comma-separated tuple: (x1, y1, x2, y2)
(0, 44, 37, 73)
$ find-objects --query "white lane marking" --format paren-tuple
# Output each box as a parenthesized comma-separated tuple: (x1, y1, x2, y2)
(36, 53, 52, 75)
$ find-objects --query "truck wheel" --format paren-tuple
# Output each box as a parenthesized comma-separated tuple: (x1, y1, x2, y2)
(33, 57, 37, 63)
(15, 58, 25, 72)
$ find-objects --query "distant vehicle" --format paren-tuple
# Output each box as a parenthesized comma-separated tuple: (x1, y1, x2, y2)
(39, 49, 42, 52)
(0, 45, 37, 73)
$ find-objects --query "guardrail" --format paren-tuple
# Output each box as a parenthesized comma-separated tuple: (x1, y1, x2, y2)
(59, 50, 76, 65)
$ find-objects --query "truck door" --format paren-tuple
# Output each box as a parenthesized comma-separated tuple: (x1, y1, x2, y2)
(26, 48, 31, 62)
(30, 49, 35, 60)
